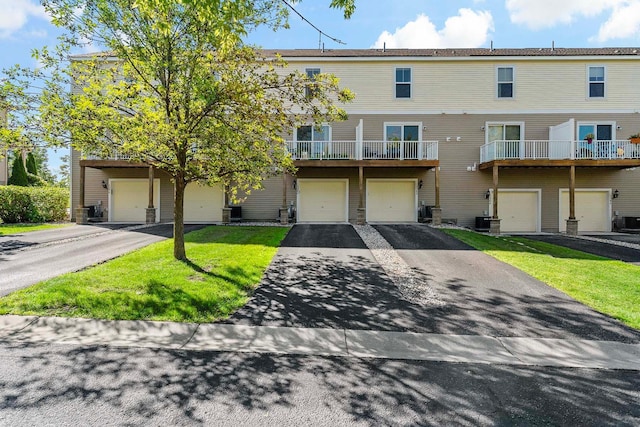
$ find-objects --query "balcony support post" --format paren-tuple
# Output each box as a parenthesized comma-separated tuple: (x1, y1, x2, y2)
(357, 166, 366, 225)
(75, 164, 89, 224)
(145, 165, 156, 224)
(566, 165, 579, 235)
(431, 166, 442, 226)
(280, 173, 289, 225)
(490, 164, 501, 234)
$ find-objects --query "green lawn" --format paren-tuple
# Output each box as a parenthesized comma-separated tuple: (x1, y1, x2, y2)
(0, 226, 288, 322)
(0, 223, 71, 235)
(443, 229, 640, 330)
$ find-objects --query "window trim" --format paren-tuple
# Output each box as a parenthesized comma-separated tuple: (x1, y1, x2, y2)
(576, 121, 616, 141)
(496, 65, 515, 99)
(305, 67, 321, 98)
(293, 124, 332, 142)
(484, 121, 525, 144)
(394, 67, 412, 99)
(383, 122, 423, 141)
(587, 65, 606, 99)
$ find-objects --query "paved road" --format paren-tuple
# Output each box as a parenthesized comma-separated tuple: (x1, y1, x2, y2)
(0, 223, 203, 296)
(0, 341, 637, 426)
(524, 233, 640, 264)
(229, 224, 640, 343)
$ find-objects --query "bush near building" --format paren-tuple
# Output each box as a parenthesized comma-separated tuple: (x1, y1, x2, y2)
(0, 186, 68, 223)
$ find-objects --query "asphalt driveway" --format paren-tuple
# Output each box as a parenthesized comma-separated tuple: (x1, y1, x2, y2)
(0, 223, 204, 296)
(228, 224, 640, 343)
(523, 233, 640, 264)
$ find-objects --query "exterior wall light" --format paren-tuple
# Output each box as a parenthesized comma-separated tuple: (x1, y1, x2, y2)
(102, 180, 108, 189)
(613, 189, 619, 199)
(485, 189, 491, 199)
(418, 179, 423, 189)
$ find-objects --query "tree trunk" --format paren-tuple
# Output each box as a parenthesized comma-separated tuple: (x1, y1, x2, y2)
(173, 174, 187, 260)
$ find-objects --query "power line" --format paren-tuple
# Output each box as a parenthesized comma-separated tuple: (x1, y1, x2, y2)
(280, 0, 346, 48)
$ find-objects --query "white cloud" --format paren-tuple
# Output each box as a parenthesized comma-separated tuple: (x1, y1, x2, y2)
(593, 1, 640, 41)
(372, 9, 494, 49)
(505, 0, 627, 29)
(0, 0, 50, 38)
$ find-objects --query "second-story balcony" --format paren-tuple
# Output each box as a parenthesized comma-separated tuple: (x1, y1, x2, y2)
(286, 140, 438, 162)
(480, 140, 640, 164)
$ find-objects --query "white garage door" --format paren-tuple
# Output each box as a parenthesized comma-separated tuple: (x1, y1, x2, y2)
(560, 190, 610, 232)
(494, 190, 540, 233)
(110, 179, 160, 222)
(366, 180, 416, 222)
(297, 179, 348, 222)
(184, 183, 224, 223)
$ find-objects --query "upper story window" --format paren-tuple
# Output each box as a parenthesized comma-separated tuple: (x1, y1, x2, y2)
(497, 66, 514, 98)
(305, 68, 320, 98)
(395, 67, 411, 98)
(296, 124, 330, 141)
(588, 66, 605, 98)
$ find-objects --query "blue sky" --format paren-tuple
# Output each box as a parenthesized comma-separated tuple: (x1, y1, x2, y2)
(2, 0, 640, 174)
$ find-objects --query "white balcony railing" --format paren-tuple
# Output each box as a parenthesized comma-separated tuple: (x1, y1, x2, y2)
(85, 150, 133, 161)
(480, 140, 640, 163)
(287, 140, 438, 161)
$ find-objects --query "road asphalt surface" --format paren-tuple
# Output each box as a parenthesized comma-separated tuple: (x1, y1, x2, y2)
(0, 342, 637, 426)
(0, 223, 203, 296)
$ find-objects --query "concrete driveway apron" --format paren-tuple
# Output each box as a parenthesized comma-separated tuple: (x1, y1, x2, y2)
(0, 223, 203, 296)
(373, 224, 640, 343)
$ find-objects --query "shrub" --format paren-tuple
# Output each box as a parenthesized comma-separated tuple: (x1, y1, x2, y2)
(26, 152, 38, 176)
(7, 155, 29, 187)
(0, 186, 68, 223)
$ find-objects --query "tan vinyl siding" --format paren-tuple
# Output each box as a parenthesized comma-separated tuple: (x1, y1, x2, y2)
(0, 155, 7, 185)
(322, 112, 640, 230)
(234, 176, 295, 221)
(290, 59, 640, 112)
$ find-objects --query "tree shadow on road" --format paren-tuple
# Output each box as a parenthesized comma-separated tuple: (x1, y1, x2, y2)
(0, 342, 637, 425)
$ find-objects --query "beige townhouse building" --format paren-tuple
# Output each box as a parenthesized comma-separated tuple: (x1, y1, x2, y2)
(72, 47, 640, 234)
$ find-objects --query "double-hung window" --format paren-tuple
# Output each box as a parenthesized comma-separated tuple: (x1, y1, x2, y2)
(305, 68, 320, 98)
(497, 66, 514, 98)
(395, 67, 411, 98)
(588, 66, 605, 98)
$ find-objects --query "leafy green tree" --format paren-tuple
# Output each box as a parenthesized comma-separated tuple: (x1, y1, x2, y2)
(8, 154, 28, 186)
(17, 0, 354, 260)
(56, 154, 70, 189)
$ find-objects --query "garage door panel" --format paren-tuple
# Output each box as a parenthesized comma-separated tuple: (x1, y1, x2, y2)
(297, 180, 348, 222)
(560, 190, 609, 232)
(367, 180, 416, 222)
(184, 183, 223, 223)
(499, 191, 538, 233)
(111, 180, 159, 222)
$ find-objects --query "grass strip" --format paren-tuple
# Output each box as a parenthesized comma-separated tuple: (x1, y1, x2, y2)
(0, 226, 288, 323)
(443, 229, 640, 330)
(0, 223, 71, 235)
